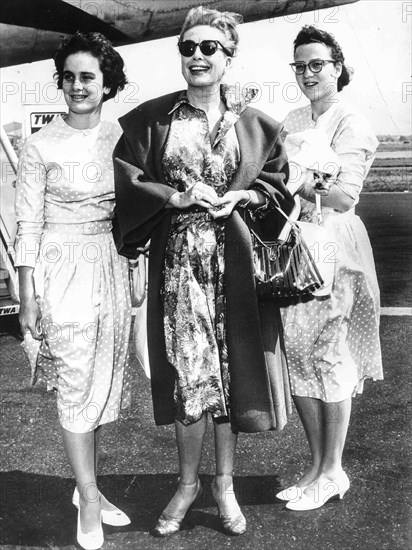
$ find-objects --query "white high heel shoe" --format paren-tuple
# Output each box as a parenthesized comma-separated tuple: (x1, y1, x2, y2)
(77, 510, 104, 550)
(73, 487, 131, 527)
(286, 472, 350, 511)
(275, 484, 308, 502)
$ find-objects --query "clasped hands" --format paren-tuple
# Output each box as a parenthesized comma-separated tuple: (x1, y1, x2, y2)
(168, 183, 248, 219)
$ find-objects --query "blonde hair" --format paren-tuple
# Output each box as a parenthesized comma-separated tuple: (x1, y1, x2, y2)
(179, 6, 243, 57)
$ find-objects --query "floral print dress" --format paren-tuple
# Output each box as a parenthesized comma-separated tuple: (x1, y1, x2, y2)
(162, 87, 252, 425)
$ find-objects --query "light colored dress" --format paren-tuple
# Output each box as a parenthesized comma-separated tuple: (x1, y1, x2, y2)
(15, 116, 131, 433)
(281, 98, 383, 402)
(161, 88, 253, 425)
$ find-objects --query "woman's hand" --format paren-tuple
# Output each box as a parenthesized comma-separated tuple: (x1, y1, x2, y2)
(19, 295, 42, 340)
(18, 267, 42, 340)
(167, 183, 220, 210)
(208, 190, 247, 219)
(209, 189, 268, 219)
(299, 169, 353, 211)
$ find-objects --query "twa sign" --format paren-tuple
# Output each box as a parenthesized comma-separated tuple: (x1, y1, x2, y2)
(23, 105, 66, 138)
(30, 112, 64, 133)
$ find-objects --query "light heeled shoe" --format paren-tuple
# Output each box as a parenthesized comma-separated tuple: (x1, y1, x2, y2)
(77, 510, 104, 550)
(73, 487, 131, 527)
(212, 476, 246, 536)
(286, 471, 350, 511)
(276, 484, 308, 502)
(153, 479, 202, 537)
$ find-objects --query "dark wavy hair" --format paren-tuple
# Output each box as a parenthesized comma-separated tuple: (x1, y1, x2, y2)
(54, 31, 127, 101)
(179, 6, 243, 57)
(293, 25, 352, 92)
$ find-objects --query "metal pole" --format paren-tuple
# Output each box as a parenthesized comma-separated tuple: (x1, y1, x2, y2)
(0, 124, 19, 311)
(0, 124, 18, 175)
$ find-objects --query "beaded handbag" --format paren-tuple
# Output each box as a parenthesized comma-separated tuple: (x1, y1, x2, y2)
(249, 196, 324, 300)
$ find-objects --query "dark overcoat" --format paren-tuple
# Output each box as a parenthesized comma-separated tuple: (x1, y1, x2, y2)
(113, 90, 295, 433)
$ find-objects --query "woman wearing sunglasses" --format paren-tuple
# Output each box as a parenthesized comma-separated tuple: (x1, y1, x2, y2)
(277, 25, 383, 510)
(114, 6, 293, 537)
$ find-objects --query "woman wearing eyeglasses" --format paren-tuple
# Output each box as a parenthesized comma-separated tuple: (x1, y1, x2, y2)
(114, 6, 293, 537)
(277, 25, 383, 511)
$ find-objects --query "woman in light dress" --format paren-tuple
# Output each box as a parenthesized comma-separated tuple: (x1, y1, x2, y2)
(277, 25, 383, 510)
(114, 6, 293, 537)
(15, 32, 131, 549)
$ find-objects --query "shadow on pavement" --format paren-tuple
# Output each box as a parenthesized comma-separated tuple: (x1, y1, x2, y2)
(0, 470, 281, 547)
(0, 316, 410, 549)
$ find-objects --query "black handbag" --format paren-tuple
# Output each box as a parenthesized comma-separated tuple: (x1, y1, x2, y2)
(249, 199, 324, 300)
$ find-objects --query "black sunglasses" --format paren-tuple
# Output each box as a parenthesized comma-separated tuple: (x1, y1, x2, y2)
(178, 40, 232, 57)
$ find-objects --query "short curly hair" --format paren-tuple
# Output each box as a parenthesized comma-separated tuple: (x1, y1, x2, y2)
(54, 31, 127, 101)
(293, 25, 352, 92)
(179, 6, 243, 57)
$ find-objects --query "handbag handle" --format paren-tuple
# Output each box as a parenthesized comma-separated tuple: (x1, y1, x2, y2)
(248, 190, 301, 249)
(254, 187, 322, 228)
(252, 188, 300, 230)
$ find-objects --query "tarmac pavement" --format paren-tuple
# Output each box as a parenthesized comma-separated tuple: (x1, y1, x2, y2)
(0, 314, 410, 550)
(1, 192, 411, 549)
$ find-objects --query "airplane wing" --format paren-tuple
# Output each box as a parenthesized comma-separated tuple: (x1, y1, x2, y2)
(0, 0, 359, 68)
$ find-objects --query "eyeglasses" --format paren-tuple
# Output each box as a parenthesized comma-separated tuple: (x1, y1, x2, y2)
(178, 40, 232, 58)
(290, 59, 336, 75)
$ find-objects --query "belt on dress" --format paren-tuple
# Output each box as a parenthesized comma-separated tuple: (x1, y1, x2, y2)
(44, 220, 113, 235)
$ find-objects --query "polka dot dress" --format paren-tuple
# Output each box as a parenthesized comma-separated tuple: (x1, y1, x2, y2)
(280, 102, 383, 402)
(15, 116, 132, 432)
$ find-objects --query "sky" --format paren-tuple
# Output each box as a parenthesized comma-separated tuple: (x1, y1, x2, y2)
(0, 0, 411, 136)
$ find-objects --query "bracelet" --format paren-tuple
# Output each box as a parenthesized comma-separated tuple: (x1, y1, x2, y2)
(239, 190, 252, 209)
(253, 197, 270, 212)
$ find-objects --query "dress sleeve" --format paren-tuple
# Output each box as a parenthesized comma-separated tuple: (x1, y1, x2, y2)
(113, 131, 177, 256)
(14, 140, 46, 268)
(281, 111, 294, 139)
(332, 116, 378, 201)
